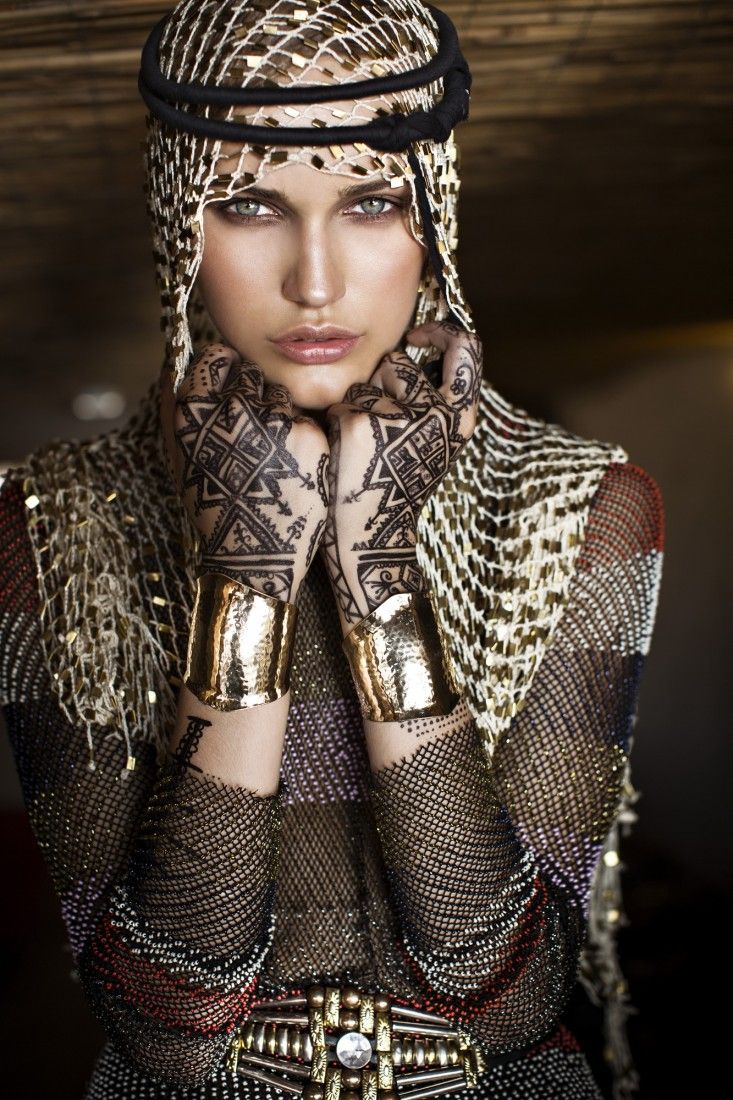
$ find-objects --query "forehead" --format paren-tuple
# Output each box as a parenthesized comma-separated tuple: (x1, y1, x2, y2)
(210, 60, 408, 184)
(212, 147, 398, 190)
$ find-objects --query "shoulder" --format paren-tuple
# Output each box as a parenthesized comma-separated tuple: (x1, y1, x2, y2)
(0, 471, 38, 616)
(565, 461, 665, 657)
(583, 460, 665, 563)
(470, 382, 665, 551)
(0, 471, 44, 708)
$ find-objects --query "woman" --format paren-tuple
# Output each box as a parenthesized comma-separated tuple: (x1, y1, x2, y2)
(0, 2, 664, 1098)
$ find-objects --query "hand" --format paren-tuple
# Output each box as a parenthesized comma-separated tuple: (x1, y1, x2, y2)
(320, 320, 482, 631)
(161, 342, 329, 603)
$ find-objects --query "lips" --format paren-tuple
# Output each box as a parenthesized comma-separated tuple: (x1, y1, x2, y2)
(273, 332, 360, 365)
(272, 324, 359, 343)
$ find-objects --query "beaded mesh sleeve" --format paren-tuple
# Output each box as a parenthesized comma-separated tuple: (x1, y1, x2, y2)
(0, 477, 286, 1087)
(0, 457, 663, 1098)
(368, 462, 663, 1052)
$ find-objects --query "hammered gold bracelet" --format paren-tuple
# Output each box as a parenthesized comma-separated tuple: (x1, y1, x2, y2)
(184, 572, 298, 711)
(342, 590, 460, 722)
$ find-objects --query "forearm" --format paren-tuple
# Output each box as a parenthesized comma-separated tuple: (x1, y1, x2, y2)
(363, 686, 465, 772)
(129, 682, 288, 951)
(169, 682, 287, 796)
(368, 701, 554, 965)
(76, 658, 289, 1084)
(367, 702, 582, 1047)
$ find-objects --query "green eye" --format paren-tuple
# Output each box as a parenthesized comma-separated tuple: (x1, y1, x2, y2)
(358, 197, 388, 215)
(232, 197, 265, 217)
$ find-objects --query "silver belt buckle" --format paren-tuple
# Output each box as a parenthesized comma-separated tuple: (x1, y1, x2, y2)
(226, 982, 486, 1099)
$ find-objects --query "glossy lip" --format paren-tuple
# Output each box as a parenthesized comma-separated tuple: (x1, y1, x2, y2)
(272, 324, 360, 342)
(274, 336, 360, 364)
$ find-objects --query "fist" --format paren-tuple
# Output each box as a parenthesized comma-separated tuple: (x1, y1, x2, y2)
(320, 320, 483, 628)
(161, 342, 329, 603)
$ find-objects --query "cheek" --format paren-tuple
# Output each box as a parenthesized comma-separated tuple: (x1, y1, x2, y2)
(357, 230, 424, 302)
(197, 226, 259, 313)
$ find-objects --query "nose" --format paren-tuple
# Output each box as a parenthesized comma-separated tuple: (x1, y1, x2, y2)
(281, 221, 345, 309)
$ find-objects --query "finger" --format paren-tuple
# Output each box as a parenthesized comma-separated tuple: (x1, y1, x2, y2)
(402, 319, 460, 347)
(372, 351, 433, 404)
(325, 396, 397, 423)
(437, 330, 482, 418)
(325, 399, 361, 422)
(343, 380, 383, 406)
(223, 359, 265, 400)
(177, 342, 240, 401)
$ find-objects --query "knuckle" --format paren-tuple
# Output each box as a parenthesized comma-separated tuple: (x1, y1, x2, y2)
(328, 406, 371, 440)
(265, 383, 291, 405)
(236, 362, 264, 385)
(326, 400, 352, 421)
(344, 382, 379, 404)
(383, 349, 414, 371)
(291, 418, 326, 450)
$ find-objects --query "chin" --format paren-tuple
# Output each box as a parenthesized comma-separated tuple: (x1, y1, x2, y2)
(265, 360, 378, 411)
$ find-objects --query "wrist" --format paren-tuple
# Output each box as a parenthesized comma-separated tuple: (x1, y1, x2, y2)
(199, 560, 299, 605)
(323, 551, 426, 636)
(342, 589, 460, 721)
(185, 572, 298, 710)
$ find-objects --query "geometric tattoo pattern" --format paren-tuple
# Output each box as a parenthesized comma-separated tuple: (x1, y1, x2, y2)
(321, 326, 483, 624)
(174, 354, 328, 602)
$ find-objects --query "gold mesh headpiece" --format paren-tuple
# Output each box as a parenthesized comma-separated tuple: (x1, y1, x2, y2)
(138, 0, 475, 393)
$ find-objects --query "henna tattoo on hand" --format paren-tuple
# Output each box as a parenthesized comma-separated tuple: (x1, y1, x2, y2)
(320, 416, 365, 625)
(350, 380, 456, 608)
(172, 347, 330, 602)
(322, 325, 483, 625)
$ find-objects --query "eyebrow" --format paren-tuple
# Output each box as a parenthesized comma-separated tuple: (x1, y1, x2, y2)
(229, 178, 408, 202)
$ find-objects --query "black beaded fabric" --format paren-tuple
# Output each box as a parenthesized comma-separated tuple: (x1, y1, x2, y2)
(0, 431, 663, 1099)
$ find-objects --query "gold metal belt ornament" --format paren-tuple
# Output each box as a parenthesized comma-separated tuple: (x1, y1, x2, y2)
(225, 983, 486, 1100)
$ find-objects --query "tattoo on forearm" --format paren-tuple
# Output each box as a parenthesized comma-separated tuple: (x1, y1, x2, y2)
(171, 714, 212, 776)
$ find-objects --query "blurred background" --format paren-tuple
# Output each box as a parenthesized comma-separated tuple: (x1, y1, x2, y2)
(0, 1, 730, 1095)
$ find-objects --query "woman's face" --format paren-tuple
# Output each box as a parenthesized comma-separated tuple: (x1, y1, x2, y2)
(195, 153, 427, 410)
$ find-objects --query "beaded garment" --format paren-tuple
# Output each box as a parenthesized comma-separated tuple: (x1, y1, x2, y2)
(0, 377, 663, 1098)
(0, 2, 664, 1097)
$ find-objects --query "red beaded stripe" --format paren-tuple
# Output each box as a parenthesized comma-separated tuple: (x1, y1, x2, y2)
(85, 911, 258, 1037)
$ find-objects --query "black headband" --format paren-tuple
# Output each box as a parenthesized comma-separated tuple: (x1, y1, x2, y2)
(138, 3, 471, 326)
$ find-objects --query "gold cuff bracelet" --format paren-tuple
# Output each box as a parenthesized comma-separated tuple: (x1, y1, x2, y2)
(184, 572, 297, 711)
(342, 591, 460, 722)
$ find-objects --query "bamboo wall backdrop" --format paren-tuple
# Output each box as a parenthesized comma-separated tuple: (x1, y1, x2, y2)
(2, 1, 732, 205)
(2, 1, 731, 406)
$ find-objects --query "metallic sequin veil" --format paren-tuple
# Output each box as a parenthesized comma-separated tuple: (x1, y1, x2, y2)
(0, 3, 665, 1098)
(142, 0, 473, 393)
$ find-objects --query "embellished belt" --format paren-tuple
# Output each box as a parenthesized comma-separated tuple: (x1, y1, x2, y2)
(225, 983, 487, 1100)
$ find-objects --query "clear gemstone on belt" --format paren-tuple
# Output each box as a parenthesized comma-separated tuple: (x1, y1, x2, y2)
(336, 1030, 372, 1069)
